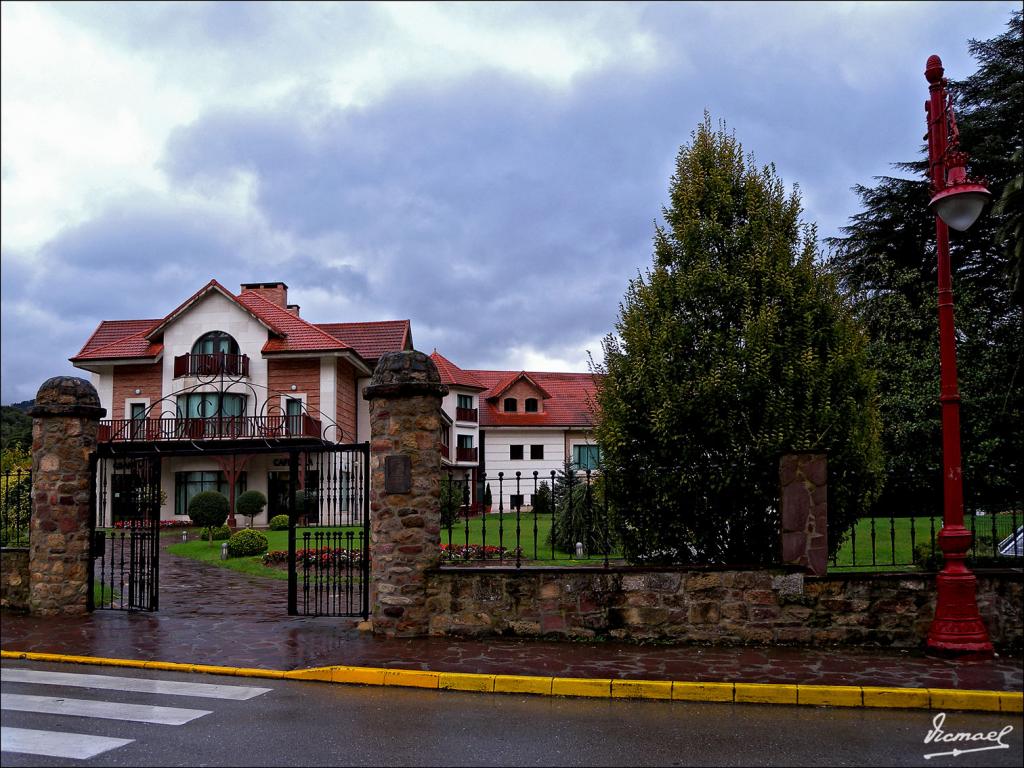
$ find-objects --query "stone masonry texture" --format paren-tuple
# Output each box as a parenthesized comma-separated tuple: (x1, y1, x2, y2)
(28, 376, 105, 617)
(780, 453, 828, 576)
(364, 350, 448, 637)
(426, 568, 1022, 650)
(0, 549, 29, 610)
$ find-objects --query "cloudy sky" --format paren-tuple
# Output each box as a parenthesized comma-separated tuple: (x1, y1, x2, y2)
(1, 1, 1016, 403)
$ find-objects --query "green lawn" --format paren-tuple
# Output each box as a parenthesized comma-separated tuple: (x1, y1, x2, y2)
(442, 512, 620, 565)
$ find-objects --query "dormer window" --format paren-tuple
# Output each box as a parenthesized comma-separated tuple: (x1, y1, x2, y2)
(192, 331, 239, 356)
(503, 398, 517, 412)
(524, 398, 538, 413)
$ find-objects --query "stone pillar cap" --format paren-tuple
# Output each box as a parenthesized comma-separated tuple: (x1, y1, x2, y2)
(363, 351, 449, 400)
(30, 376, 106, 418)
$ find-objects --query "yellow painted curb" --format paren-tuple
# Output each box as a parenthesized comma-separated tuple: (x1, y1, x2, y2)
(735, 683, 798, 705)
(493, 674, 553, 696)
(797, 685, 863, 708)
(330, 666, 386, 686)
(611, 679, 673, 700)
(999, 692, 1023, 713)
(552, 677, 612, 698)
(2, 650, 1017, 714)
(439, 673, 496, 693)
(384, 669, 439, 689)
(929, 689, 1002, 713)
(862, 686, 930, 709)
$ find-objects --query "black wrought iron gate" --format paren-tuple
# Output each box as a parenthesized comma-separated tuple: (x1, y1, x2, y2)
(288, 442, 370, 617)
(91, 452, 161, 611)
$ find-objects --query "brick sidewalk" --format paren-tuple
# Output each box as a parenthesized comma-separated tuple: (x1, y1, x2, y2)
(1, 539, 1020, 692)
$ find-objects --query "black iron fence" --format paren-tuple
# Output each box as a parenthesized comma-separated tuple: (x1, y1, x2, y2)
(828, 509, 1022, 570)
(1, 468, 31, 548)
(441, 469, 615, 567)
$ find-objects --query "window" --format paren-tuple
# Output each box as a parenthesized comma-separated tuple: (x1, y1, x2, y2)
(457, 434, 474, 449)
(457, 394, 473, 410)
(509, 494, 524, 508)
(191, 330, 239, 356)
(130, 402, 146, 439)
(175, 471, 246, 516)
(530, 444, 544, 460)
(503, 398, 517, 412)
(177, 393, 246, 418)
(285, 397, 303, 435)
(525, 398, 539, 413)
(510, 445, 524, 460)
(572, 445, 601, 471)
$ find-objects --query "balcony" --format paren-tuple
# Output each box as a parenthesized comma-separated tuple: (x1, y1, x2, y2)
(455, 406, 478, 423)
(456, 446, 478, 463)
(98, 415, 321, 443)
(173, 352, 250, 378)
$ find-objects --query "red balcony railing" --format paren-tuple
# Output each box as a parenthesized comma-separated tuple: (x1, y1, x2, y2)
(455, 407, 478, 423)
(173, 352, 250, 378)
(98, 415, 321, 442)
(456, 446, 478, 462)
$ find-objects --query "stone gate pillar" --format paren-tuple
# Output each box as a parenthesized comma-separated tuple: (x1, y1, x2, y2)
(363, 351, 448, 637)
(28, 376, 105, 616)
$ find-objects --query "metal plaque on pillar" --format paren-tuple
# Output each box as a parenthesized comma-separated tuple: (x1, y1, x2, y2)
(384, 455, 412, 494)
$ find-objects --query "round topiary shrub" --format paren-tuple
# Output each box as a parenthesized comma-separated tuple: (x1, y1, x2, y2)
(210, 524, 231, 541)
(227, 529, 269, 558)
(188, 491, 229, 543)
(269, 514, 289, 531)
(235, 490, 267, 528)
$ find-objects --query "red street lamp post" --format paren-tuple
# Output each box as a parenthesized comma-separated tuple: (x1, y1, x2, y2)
(923, 55, 993, 655)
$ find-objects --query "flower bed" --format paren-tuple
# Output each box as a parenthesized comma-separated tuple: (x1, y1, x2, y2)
(440, 543, 522, 561)
(262, 548, 366, 568)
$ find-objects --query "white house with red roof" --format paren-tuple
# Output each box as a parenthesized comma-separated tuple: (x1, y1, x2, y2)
(71, 278, 597, 523)
(71, 280, 411, 525)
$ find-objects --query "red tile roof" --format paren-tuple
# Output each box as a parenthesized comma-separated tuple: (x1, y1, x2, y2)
(235, 290, 350, 353)
(469, 370, 601, 428)
(72, 320, 163, 361)
(483, 370, 552, 401)
(71, 281, 415, 367)
(430, 350, 485, 390)
(317, 320, 412, 362)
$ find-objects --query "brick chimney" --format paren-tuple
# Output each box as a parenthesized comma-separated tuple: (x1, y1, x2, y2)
(240, 281, 288, 308)
(287, 304, 301, 316)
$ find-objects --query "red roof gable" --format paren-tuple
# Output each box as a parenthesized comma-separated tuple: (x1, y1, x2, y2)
(144, 279, 288, 340)
(72, 319, 163, 361)
(484, 370, 552, 401)
(469, 370, 600, 428)
(430, 351, 485, 390)
(317, 320, 412, 362)
(235, 290, 350, 353)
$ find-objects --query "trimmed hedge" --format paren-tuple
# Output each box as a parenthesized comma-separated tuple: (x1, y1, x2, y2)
(227, 529, 269, 558)
(269, 514, 289, 531)
(210, 524, 231, 541)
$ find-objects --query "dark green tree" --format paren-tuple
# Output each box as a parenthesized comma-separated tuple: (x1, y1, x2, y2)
(235, 490, 267, 528)
(188, 491, 229, 544)
(595, 115, 883, 565)
(827, 11, 1023, 517)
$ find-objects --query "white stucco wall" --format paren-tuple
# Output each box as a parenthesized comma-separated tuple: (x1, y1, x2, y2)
(356, 376, 371, 442)
(482, 428, 566, 507)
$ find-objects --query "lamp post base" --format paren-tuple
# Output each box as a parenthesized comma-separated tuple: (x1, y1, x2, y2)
(926, 560, 993, 657)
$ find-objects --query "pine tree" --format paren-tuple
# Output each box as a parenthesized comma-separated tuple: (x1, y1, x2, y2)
(595, 115, 883, 565)
(828, 11, 1023, 516)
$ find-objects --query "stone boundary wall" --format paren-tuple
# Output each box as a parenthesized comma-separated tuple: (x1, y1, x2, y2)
(426, 568, 1022, 650)
(1, 549, 30, 610)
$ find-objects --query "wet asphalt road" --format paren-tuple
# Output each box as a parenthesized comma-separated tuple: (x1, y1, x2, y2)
(1, 660, 1022, 767)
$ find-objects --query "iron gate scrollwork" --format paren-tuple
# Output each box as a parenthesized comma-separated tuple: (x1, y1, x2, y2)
(91, 453, 161, 611)
(288, 442, 370, 618)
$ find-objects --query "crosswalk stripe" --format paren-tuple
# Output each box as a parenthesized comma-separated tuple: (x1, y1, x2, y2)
(1, 668, 271, 700)
(1, 726, 134, 760)
(1, 693, 211, 725)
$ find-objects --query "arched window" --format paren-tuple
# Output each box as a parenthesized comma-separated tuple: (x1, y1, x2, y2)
(192, 331, 239, 356)
(503, 398, 518, 412)
(524, 398, 539, 413)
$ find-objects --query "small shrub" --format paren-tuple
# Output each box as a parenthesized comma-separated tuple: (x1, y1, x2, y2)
(440, 474, 464, 530)
(483, 484, 492, 510)
(227, 529, 269, 558)
(188, 491, 229, 543)
(269, 514, 289, 531)
(210, 524, 231, 541)
(531, 482, 552, 515)
(235, 490, 267, 528)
